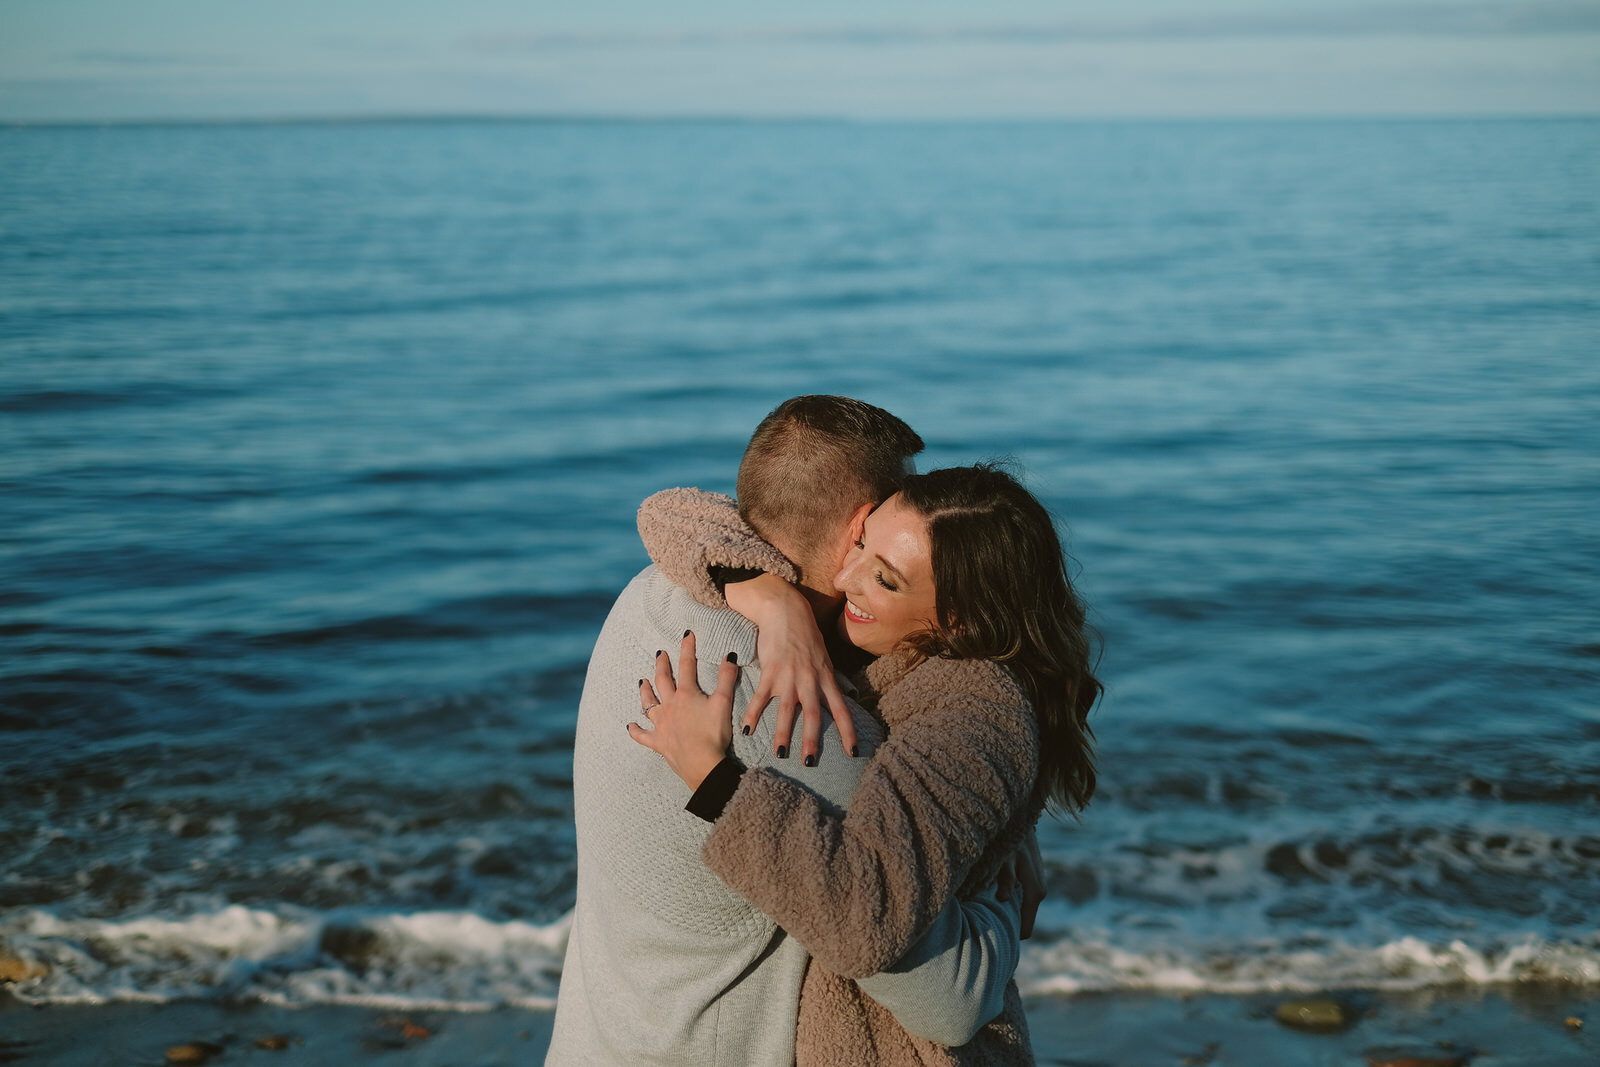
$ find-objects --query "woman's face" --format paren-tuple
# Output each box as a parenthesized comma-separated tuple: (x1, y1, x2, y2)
(833, 492, 938, 656)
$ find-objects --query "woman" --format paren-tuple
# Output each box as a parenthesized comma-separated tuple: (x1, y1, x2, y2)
(629, 464, 1101, 1065)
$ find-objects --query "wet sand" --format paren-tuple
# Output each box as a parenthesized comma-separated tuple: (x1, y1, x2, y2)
(2, 987, 1594, 1065)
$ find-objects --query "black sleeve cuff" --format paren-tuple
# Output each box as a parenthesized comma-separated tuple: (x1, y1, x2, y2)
(685, 755, 745, 822)
(709, 565, 767, 597)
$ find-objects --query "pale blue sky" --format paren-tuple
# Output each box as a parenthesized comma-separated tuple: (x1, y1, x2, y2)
(3, 0, 1598, 121)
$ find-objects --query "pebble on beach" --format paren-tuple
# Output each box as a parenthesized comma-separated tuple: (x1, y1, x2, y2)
(376, 1014, 433, 1039)
(164, 1042, 223, 1065)
(363, 1014, 435, 1052)
(1274, 997, 1352, 1032)
(0, 951, 47, 983)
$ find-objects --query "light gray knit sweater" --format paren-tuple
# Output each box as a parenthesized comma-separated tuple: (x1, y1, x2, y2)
(547, 494, 1023, 1065)
(636, 488, 1043, 1066)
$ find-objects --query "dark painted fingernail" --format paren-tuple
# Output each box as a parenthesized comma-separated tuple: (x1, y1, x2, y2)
(726, 652, 738, 664)
(655, 650, 663, 658)
(683, 629, 691, 639)
(804, 754, 817, 767)
(775, 745, 788, 759)
(850, 745, 860, 757)
(638, 679, 645, 687)
(741, 724, 752, 736)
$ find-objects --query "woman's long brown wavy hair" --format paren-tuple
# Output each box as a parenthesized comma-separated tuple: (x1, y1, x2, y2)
(897, 463, 1102, 816)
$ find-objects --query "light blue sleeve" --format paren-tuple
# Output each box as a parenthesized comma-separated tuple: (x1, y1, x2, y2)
(853, 886, 1023, 1045)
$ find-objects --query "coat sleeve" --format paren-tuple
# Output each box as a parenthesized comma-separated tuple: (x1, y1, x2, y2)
(636, 488, 798, 609)
(701, 693, 1038, 979)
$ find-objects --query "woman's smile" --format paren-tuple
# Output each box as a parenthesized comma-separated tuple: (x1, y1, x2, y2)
(842, 599, 876, 623)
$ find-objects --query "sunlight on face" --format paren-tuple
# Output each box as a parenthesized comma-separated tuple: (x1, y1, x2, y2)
(832, 493, 937, 656)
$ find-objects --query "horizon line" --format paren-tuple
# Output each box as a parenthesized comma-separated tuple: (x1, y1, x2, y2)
(6, 111, 1600, 131)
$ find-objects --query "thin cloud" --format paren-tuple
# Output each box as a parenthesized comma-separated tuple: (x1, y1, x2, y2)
(465, 2, 1600, 53)
(69, 50, 234, 68)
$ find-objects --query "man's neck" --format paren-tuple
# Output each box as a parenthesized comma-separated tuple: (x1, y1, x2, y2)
(796, 582, 843, 625)
(763, 533, 829, 620)
(765, 531, 861, 669)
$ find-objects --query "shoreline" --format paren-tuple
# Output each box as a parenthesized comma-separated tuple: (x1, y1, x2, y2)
(3, 987, 1593, 1065)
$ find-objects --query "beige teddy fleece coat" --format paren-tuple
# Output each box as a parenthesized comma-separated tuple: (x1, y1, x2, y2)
(640, 488, 1042, 1066)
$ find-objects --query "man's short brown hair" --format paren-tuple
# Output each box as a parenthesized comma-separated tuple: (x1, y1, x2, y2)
(736, 396, 925, 567)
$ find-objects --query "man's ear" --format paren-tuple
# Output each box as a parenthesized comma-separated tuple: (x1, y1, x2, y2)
(846, 501, 873, 545)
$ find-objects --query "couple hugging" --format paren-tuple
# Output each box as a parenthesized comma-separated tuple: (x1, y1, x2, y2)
(550, 396, 1101, 1065)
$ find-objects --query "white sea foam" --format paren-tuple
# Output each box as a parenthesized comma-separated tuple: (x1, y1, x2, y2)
(1018, 928, 1600, 995)
(4, 904, 1595, 1009)
(0, 905, 570, 1009)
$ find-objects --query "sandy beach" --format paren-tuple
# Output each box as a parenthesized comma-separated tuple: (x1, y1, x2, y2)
(4, 987, 1594, 1066)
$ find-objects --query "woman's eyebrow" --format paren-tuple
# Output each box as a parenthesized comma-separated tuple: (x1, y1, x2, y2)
(875, 554, 910, 586)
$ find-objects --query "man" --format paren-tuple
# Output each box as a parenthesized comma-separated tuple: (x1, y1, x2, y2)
(548, 397, 1027, 1065)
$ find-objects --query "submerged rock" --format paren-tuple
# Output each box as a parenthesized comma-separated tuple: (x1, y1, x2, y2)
(255, 1034, 293, 1050)
(319, 923, 383, 971)
(1274, 997, 1352, 1032)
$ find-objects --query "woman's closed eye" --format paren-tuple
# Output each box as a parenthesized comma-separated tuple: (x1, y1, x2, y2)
(875, 571, 897, 591)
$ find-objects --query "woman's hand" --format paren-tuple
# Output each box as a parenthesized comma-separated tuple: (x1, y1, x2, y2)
(724, 572, 858, 765)
(628, 630, 739, 790)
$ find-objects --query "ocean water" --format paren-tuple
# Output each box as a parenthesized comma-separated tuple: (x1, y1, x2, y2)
(1, 118, 1597, 1009)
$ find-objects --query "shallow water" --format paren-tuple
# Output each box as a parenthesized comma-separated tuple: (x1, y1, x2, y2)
(2, 118, 1597, 1006)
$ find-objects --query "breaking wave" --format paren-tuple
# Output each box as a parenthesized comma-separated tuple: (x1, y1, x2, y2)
(0, 906, 570, 1010)
(1019, 929, 1600, 996)
(4, 905, 1596, 1010)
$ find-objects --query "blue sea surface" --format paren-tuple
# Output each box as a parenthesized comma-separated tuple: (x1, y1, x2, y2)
(2, 118, 1597, 1006)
